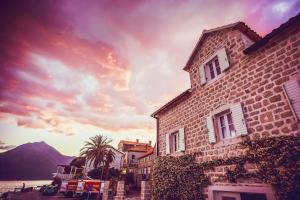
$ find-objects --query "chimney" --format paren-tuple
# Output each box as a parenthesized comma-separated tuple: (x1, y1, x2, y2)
(149, 140, 152, 146)
(136, 139, 139, 143)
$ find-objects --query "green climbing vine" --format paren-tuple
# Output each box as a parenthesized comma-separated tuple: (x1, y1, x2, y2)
(152, 155, 209, 200)
(152, 136, 300, 200)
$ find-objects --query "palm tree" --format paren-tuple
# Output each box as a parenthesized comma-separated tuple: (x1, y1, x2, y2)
(80, 135, 112, 178)
(104, 149, 115, 180)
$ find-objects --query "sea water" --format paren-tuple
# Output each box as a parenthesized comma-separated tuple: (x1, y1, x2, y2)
(0, 180, 51, 194)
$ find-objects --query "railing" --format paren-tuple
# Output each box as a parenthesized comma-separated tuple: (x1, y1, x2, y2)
(52, 173, 75, 180)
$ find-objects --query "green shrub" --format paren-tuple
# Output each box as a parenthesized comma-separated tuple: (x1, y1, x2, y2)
(152, 136, 300, 200)
(152, 155, 209, 200)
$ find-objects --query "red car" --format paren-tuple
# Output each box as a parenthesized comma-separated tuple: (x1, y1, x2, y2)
(64, 179, 78, 197)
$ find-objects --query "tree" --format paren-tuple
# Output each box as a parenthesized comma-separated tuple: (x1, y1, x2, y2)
(88, 167, 120, 180)
(104, 149, 115, 179)
(70, 157, 86, 168)
(80, 135, 112, 179)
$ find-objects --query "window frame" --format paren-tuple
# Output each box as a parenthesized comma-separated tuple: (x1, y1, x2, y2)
(215, 110, 236, 140)
(169, 131, 179, 154)
(207, 184, 276, 200)
(283, 77, 300, 122)
(207, 103, 247, 145)
(205, 56, 221, 82)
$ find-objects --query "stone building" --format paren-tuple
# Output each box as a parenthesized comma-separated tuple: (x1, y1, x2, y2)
(118, 139, 152, 152)
(151, 13, 300, 200)
(118, 140, 152, 168)
(137, 145, 156, 187)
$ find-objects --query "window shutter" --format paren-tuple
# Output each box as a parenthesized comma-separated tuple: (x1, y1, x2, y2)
(206, 116, 216, 144)
(178, 128, 185, 151)
(284, 80, 300, 121)
(217, 48, 230, 71)
(199, 64, 207, 85)
(165, 133, 170, 155)
(231, 103, 248, 135)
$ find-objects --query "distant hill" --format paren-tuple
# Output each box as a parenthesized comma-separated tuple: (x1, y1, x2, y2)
(0, 141, 74, 180)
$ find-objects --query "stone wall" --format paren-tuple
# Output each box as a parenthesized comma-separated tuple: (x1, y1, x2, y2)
(156, 23, 300, 174)
(140, 181, 152, 200)
(114, 181, 125, 200)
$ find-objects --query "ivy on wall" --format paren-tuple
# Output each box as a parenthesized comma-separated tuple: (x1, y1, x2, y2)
(152, 155, 209, 200)
(152, 136, 300, 200)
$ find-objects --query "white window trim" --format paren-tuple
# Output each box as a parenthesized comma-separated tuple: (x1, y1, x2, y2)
(207, 184, 276, 200)
(199, 48, 230, 86)
(208, 103, 247, 145)
(166, 126, 185, 155)
(205, 73, 226, 87)
(169, 131, 179, 153)
(216, 110, 236, 140)
(282, 74, 300, 123)
(205, 57, 221, 82)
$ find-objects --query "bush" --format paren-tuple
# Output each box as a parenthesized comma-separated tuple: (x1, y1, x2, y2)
(152, 155, 209, 200)
(152, 136, 300, 200)
(88, 167, 121, 180)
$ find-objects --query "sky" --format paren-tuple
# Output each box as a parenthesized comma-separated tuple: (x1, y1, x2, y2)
(0, 0, 299, 156)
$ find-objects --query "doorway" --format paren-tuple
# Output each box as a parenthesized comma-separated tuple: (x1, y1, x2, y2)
(215, 191, 267, 200)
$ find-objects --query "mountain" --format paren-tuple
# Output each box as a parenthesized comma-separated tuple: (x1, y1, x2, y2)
(0, 141, 74, 180)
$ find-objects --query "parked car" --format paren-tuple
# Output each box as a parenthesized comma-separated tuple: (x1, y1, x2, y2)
(43, 185, 59, 196)
(64, 179, 78, 197)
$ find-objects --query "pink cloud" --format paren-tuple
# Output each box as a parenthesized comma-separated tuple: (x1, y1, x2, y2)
(0, 0, 299, 138)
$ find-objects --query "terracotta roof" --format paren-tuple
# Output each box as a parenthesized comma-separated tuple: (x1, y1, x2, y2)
(244, 12, 300, 54)
(151, 89, 192, 118)
(119, 140, 149, 145)
(183, 22, 261, 71)
(127, 146, 150, 152)
(109, 146, 125, 155)
(138, 148, 154, 159)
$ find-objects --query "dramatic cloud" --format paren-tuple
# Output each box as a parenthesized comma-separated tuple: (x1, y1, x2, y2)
(0, 0, 299, 150)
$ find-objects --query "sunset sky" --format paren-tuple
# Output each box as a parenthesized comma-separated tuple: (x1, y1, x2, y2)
(0, 0, 299, 156)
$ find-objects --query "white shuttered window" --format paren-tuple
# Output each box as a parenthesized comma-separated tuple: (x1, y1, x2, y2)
(284, 79, 300, 121)
(178, 128, 185, 151)
(206, 103, 248, 144)
(231, 103, 248, 136)
(200, 63, 207, 85)
(207, 116, 217, 143)
(165, 128, 186, 154)
(199, 47, 230, 85)
(217, 48, 230, 71)
(165, 134, 170, 155)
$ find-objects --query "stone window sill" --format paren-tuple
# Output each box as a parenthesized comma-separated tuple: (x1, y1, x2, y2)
(168, 151, 185, 157)
(204, 73, 226, 87)
(213, 135, 244, 147)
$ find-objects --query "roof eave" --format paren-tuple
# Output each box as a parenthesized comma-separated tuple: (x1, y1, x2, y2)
(151, 89, 192, 118)
(183, 22, 261, 71)
(244, 12, 300, 54)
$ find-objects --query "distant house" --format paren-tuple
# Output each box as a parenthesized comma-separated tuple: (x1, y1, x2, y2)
(137, 145, 156, 187)
(152, 13, 300, 200)
(118, 139, 153, 186)
(53, 165, 83, 180)
(118, 139, 152, 152)
(118, 139, 152, 167)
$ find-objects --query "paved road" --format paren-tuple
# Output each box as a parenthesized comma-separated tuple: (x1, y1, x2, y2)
(8, 191, 141, 200)
(8, 191, 78, 200)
